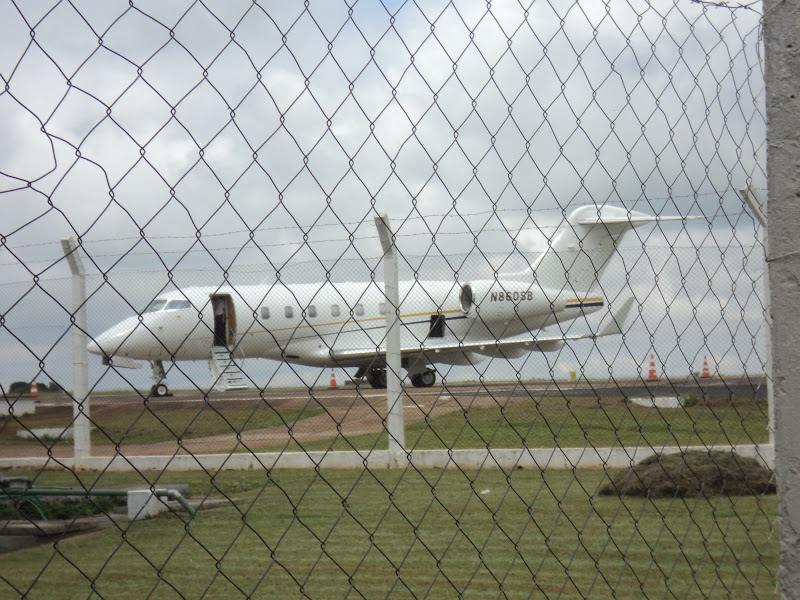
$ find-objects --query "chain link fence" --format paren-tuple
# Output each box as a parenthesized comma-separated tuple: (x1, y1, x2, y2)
(0, 0, 776, 597)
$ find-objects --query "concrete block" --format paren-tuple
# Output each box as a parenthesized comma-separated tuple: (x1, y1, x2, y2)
(127, 490, 165, 521)
(16, 427, 73, 441)
(1, 398, 36, 416)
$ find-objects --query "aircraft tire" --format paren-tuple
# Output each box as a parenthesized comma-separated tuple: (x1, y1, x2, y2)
(153, 383, 169, 397)
(418, 369, 436, 387)
(411, 370, 436, 388)
(367, 368, 387, 389)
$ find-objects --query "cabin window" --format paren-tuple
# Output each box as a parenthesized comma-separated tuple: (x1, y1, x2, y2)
(428, 314, 445, 338)
(284, 306, 293, 319)
(331, 304, 340, 317)
(261, 307, 270, 320)
(144, 299, 168, 313)
(308, 305, 317, 318)
(354, 303, 364, 316)
(165, 300, 191, 311)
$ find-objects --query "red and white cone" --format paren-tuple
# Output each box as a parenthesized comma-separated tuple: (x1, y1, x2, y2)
(647, 355, 658, 382)
(30, 382, 39, 403)
(701, 356, 711, 378)
(329, 368, 338, 389)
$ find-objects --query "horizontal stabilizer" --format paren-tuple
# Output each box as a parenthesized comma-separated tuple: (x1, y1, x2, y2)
(576, 214, 696, 226)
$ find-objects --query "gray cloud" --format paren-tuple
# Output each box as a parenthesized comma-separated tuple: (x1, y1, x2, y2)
(0, 0, 767, 391)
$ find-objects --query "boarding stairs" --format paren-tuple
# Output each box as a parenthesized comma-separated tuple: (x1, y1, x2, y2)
(209, 346, 248, 391)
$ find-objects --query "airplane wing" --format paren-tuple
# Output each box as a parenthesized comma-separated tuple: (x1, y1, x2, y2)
(330, 297, 635, 363)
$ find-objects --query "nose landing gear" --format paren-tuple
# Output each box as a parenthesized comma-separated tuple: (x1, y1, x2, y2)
(151, 382, 169, 397)
(149, 360, 171, 397)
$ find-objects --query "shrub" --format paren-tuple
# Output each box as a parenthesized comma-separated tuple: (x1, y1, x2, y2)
(0, 496, 120, 521)
(7, 381, 31, 395)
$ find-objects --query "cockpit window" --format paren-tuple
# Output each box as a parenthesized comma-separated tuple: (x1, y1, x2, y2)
(165, 300, 192, 311)
(144, 299, 168, 313)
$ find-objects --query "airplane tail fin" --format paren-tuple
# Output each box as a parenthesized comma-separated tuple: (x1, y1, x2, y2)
(520, 205, 685, 295)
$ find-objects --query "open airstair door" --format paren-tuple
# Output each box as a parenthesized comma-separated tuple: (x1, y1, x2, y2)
(209, 294, 247, 391)
(211, 294, 236, 348)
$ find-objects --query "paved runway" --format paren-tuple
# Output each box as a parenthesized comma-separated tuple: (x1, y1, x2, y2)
(38, 374, 765, 408)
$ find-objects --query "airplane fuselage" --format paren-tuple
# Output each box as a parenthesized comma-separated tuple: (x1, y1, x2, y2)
(90, 278, 605, 369)
(89, 205, 669, 392)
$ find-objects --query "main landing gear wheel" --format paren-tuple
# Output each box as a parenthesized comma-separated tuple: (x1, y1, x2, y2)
(151, 383, 169, 397)
(410, 369, 436, 388)
(366, 368, 387, 389)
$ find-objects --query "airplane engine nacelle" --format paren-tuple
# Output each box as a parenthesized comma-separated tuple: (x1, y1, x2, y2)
(466, 280, 556, 339)
(423, 281, 477, 319)
(470, 280, 553, 317)
(459, 283, 474, 314)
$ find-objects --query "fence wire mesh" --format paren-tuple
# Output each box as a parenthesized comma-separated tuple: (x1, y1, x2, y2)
(0, 0, 775, 597)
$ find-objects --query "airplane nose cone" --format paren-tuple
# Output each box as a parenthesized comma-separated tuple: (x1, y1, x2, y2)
(88, 316, 140, 358)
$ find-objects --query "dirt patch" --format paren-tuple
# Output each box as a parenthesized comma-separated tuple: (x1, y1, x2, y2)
(599, 451, 775, 498)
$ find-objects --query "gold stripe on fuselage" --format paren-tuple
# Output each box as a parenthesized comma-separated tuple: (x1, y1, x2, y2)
(565, 297, 604, 304)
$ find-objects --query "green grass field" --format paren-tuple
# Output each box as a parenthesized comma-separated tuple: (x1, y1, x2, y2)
(0, 398, 768, 462)
(1, 393, 767, 457)
(0, 468, 778, 599)
(262, 395, 769, 454)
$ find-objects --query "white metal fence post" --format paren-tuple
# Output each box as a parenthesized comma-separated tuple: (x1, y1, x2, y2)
(61, 237, 90, 462)
(374, 213, 404, 465)
(764, 0, 800, 594)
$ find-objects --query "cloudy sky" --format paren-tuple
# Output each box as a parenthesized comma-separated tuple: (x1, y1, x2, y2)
(0, 0, 766, 392)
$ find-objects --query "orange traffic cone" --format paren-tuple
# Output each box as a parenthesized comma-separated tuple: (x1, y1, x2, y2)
(701, 356, 711, 378)
(30, 382, 39, 403)
(647, 355, 658, 381)
(329, 368, 338, 389)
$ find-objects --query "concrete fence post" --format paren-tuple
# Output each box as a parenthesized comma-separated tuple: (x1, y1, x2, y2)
(764, 0, 800, 595)
(374, 213, 404, 465)
(61, 237, 90, 462)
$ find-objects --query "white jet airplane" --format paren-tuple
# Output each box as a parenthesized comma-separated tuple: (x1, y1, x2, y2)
(88, 205, 677, 396)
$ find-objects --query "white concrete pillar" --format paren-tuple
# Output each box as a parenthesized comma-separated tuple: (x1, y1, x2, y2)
(61, 237, 90, 462)
(374, 213, 405, 465)
(764, 1, 800, 595)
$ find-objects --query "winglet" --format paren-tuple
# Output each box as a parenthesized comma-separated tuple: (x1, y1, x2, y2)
(597, 297, 636, 337)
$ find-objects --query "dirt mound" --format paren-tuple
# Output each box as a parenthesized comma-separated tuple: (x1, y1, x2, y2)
(599, 451, 775, 498)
